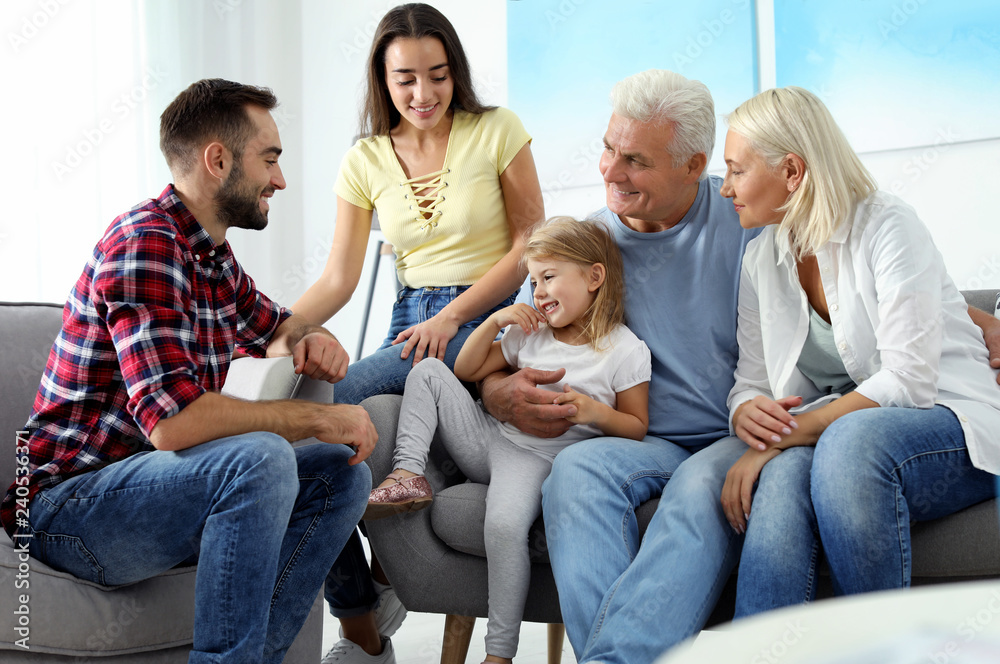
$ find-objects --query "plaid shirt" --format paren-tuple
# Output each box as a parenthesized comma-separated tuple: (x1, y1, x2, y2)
(2, 185, 290, 535)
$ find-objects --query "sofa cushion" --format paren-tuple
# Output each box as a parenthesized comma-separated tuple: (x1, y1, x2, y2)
(0, 533, 196, 656)
(431, 482, 1000, 580)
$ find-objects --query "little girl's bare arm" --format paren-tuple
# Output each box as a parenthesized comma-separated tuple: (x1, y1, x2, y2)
(554, 382, 649, 440)
(454, 304, 546, 382)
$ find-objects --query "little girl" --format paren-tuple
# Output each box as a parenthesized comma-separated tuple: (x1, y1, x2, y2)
(365, 216, 651, 664)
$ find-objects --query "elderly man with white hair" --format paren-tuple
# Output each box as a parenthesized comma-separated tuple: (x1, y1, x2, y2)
(479, 69, 1000, 664)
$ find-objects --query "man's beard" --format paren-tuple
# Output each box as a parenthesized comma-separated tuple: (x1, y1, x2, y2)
(215, 159, 271, 231)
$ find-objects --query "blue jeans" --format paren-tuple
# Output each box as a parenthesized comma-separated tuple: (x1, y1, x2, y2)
(332, 286, 518, 406)
(25, 435, 370, 664)
(542, 435, 745, 664)
(735, 406, 997, 617)
(326, 285, 517, 618)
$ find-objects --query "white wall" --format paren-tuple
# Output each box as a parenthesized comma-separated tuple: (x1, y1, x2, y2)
(4, 0, 995, 365)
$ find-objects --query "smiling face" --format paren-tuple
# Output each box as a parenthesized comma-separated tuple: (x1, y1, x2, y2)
(384, 36, 454, 133)
(215, 105, 285, 231)
(720, 130, 793, 229)
(598, 113, 703, 232)
(528, 257, 602, 344)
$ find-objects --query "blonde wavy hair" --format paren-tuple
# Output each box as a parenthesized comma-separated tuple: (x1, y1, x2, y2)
(726, 87, 877, 258)
(522, 216, 625, 351)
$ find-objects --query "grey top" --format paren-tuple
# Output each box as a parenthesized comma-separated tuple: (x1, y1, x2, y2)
(796, 306, 857, 395)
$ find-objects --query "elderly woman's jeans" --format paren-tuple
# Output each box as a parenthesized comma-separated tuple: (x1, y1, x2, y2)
(735, 405, 997, 618)
(326, 285, 517, 618)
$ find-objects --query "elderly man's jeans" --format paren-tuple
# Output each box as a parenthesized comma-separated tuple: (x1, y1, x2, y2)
(25, 434, 369, 664)
(542, 435, 746, 664)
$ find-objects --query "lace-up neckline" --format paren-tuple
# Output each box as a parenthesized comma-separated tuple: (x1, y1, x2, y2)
(402, 167, 449, 230)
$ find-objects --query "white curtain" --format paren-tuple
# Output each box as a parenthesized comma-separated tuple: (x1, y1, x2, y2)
(2, 0, 306, 304)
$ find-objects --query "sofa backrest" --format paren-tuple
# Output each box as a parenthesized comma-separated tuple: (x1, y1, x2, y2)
(964, 289, 999, 315)
(0, 302, 63, 492)
(1, 291, 997, 496)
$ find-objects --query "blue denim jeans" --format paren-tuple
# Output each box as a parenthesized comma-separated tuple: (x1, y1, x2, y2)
(24, 435, 370, 664)
(326, 285, 517, 618)
(542, 435, 745, 664)
(735, 405, 997, 618)
(332, 286, 518, 406)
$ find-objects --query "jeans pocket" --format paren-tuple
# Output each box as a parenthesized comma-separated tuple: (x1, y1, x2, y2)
(31, 532, 106, 585)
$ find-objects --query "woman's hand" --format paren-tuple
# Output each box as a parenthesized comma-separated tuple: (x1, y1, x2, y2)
(392, 313, 460, 365)
(490, 303, 547, 334)
(721, 447, 781, 534)
(733, 395, 803, 451)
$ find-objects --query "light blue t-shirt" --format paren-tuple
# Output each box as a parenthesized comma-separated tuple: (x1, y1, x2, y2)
(591, 175, 760, 448)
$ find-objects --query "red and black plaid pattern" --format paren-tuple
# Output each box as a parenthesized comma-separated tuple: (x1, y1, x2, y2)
(2, 185, 289, 535)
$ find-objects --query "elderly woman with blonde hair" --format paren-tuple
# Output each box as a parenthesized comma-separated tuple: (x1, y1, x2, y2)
(718, 86, 1000, 616)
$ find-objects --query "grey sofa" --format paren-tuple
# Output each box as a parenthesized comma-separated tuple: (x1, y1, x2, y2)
(360, 289, 1000, 654)
(0, 302, 325, 662)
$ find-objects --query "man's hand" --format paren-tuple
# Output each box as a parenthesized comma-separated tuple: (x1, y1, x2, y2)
(317, 404, 378, 465)
(968, 304, 1000, 385)
(983, 314, 1000, 385)
(293, 332, 350, 383)
(479, 367, 575, 438)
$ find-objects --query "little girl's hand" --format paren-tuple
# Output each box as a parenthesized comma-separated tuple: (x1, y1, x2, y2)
(553, 384, 594, 425)
(491, 303, 547, 334)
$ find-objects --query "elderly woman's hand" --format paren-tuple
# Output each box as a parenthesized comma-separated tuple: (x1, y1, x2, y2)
(733, 395, 804, 451)
(722, 447, 782, 533)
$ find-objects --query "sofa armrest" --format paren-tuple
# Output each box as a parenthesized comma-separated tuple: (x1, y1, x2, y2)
(222, 356, 302, 401)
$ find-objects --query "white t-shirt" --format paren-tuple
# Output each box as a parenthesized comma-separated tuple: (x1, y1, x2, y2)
(499, 323, 651, 459)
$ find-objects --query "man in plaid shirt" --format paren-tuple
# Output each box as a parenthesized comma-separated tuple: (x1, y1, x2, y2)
(2, 79, 375, 663)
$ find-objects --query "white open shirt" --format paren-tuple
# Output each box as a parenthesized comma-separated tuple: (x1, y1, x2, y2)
(728, 191, 1000, 474)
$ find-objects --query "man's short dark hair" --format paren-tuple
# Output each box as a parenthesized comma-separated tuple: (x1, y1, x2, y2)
(159, 79, 278, 176)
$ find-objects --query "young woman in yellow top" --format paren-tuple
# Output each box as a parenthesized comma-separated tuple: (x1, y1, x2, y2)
(293, 3, 544, 407)
(297, 5, 544, 663)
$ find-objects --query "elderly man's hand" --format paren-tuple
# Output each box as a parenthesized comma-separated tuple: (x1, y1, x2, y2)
(292, 332, 350, 383)
(479, 368, 575, 438)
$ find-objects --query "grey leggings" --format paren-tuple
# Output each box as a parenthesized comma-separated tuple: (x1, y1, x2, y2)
(394, 358, 554, 659)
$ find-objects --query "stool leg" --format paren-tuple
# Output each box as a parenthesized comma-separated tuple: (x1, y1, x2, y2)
(441, 614, 475, 664)
(548, 623, 566, 664)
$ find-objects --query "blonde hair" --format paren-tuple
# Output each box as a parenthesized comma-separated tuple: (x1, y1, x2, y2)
(726, 87, 877, 258)
(610, 69, 715, 180)
(522, 216, 625, 351)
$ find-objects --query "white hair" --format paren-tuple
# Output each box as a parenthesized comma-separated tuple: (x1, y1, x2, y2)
(610, 69, 716, 180)
(726, 87, 877, 258)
